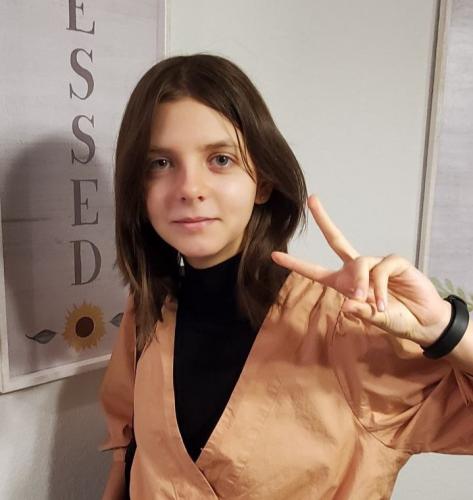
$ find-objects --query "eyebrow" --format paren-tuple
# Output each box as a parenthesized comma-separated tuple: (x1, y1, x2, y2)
(148, 140, 239, 154)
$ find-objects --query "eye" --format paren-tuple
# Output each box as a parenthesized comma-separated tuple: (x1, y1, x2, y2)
(149, 158, 170, 170)
(211, 154, 233, 168)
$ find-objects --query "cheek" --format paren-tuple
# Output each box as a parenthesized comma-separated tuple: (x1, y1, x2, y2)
(219, 176, 257, 210)
(145, 184, 166, 222)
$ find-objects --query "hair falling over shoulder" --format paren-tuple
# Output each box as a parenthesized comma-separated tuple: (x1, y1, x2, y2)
(114, 53, 308, 352)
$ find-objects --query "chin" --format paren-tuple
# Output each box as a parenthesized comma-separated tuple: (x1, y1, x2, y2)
(173, 242, 224, 260)
(180, 249, 222, 261)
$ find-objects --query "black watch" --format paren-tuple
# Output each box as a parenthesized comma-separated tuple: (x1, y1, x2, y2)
(422, 294, 470, 359)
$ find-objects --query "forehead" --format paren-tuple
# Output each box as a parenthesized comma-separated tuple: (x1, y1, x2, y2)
(149, 97, 243, 149)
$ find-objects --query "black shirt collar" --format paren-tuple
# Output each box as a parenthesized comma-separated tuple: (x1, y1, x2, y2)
(178, 252, 242, 317)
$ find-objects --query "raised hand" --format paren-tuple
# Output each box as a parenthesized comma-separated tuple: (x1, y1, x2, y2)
(271, 194, 452, 347)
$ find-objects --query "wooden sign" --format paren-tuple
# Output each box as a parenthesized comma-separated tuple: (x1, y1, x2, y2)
(0, 0, 167, 392)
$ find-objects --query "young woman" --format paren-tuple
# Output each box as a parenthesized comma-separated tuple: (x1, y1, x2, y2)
(99, 53, 473, 499)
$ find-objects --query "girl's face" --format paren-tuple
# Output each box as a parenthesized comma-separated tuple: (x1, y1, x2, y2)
(145, 97, 268, 269)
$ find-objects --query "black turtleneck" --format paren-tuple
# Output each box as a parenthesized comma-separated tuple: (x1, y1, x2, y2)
(174, 252, 259, 462)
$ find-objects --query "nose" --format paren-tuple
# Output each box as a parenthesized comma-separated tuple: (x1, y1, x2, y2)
(175, 161, 208, 202)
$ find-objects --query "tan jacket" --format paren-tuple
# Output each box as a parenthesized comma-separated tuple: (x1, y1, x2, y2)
(99, 270, 473, 499)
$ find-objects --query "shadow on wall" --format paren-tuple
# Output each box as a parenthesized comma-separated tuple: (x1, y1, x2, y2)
(2, 137, 68, 373)
(1, 137, 113, 498)
(2, 135, 114, 376)
(47, 368, 110, 500)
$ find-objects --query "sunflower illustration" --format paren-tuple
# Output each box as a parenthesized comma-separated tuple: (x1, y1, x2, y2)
(63, 302, 106, 351)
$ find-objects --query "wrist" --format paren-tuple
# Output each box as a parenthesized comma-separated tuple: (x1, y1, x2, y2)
(421, 295, 470, 359)
(418, 300, 452, 349)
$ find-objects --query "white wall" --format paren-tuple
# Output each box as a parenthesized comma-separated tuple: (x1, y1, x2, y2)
(1, 1, 472, 499)
(168, 0, 437, 266)
(167, 1, 473, 498)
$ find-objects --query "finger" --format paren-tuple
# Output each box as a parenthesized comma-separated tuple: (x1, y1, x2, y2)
(342, 298, 390, 331)
(370, 254, 410, 312)
(349, 256, 383, 302)
(308, 194, 359, 264)
(271, 251, 333, 283)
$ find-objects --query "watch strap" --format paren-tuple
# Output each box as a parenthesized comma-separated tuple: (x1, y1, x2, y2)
(422, 294, 470, 359)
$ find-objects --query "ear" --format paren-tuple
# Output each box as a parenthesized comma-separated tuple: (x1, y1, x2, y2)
(255, 181, 273, 205)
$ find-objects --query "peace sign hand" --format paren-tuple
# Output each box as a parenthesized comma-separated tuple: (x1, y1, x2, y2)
(271, 194, 452, 347)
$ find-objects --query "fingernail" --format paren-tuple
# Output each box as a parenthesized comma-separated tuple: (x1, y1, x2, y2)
(377, 299, 385, 312)
(354, 288, 364, 299)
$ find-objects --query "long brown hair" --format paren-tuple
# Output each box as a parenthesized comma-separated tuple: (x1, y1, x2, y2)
(114, 53, 308, 351)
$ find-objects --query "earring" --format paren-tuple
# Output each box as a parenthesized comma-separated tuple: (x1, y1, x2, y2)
(178, 252, 185, 277)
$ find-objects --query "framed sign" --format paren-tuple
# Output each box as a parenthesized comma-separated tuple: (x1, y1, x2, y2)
(418, 0, 473, 313)
(0, 0, 168, 392)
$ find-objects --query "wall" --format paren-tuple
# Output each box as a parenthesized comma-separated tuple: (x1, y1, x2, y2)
(1, 1, 471, 499)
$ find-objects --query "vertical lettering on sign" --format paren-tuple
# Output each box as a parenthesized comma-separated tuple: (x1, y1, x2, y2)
(71, 115, 95, 165)
(69, 49, 94, 100)
(71, 179, 99, 226)
(71, 240, 102, 285)
(67, 0, 96, 34)
(67, 2, 100, 287)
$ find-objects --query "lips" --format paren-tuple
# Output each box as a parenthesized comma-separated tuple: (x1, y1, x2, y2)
(173, 217, 217, 231)
(174, 217, 215, 223)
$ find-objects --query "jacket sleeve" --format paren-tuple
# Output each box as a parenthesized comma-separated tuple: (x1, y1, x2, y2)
(98, 294, 136, 462)
(330, 295, 473, 455)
